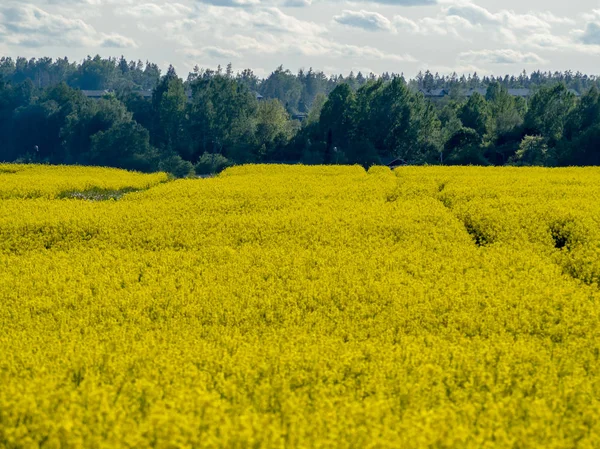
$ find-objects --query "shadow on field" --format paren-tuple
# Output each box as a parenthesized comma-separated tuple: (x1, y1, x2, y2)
(58, 187, 142, 201)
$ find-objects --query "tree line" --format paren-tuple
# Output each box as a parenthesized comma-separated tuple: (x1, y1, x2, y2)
(410, 69, 599, 95)
(1, 55, 600, 176)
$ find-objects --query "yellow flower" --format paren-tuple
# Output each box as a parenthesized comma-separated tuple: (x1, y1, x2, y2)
(1, 164, 600, 448)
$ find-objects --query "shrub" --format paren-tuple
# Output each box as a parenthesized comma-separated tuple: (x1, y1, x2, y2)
(195, 152, 232, 175)
(158, 154, 195, 178)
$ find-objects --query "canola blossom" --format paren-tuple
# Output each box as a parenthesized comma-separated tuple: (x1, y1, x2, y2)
(0, 164, 168, 199)
(1, 164, 600, 448)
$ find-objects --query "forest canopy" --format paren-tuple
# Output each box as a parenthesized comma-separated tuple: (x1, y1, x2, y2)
(1, 55, 600, 176)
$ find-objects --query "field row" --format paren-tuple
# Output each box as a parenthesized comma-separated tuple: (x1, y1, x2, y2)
(1, 165, 600, 448)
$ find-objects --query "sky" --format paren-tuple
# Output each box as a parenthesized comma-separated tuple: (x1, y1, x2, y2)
(0, 0, 600, 79)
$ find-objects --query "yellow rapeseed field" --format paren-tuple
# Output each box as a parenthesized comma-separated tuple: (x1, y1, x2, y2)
(1, 164, 600, 448)
(0, 164, 168, 199)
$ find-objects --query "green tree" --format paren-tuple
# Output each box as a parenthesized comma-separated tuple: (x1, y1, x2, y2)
(560, 86, 600, 165)
(71, 55, 117, 90)
(524, 84, 576, 146)
(39, 83, 87, 162)
(438, 102, 464, 154)
(11, 102, 59, 163)
(485, 82, 523, 139)
(260, 66, 303, 114)
(510, 135, 552, 166)
(305, 93, 327, 126)
(444, 127, 487, 165)
(459, 93, 490, 138)
(319, 83, 356, 162)
(564, 85, 600, 141)
(188, 74, 258, 162)
(254, 99, 295, 160)
(62, 96, 133, 163)
(152, 66, 188, 155)
(89, 122, 159, 172)
(359, 78, 440, 162)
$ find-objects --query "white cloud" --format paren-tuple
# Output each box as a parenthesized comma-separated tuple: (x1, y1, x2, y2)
(0, 3, 136, 48)
(536, 12, 575, 26)
(154, 18, 204, 47)
(577, 11, 600, 46)
(226, 32, 414, 61)
(440, 2, 600, 57)
(579, 22, 600, 45)
(117, 3, 192, 18)
(2, 0, 597, 78)
(165, 6, 414, 66)
(333, 10, 393, 32)
(193, 0, 263, 7)
(242, 8, 326, 35)
(445, 3, 564, 32)
(393, 15, 420, 33)
(330, 8, 472, 36)
(361, 0, 437, 5)
(184, 6, 326, 37)
(183, 46, 242, 59)
(43, 0, 103, 4)
(193, 0, 436, 5)
(0, 4, 97, 47)
(100, 33, 138, 48)
(283, 0, 312, 7)
(458, 49, 547, 65)
(394, 14, 472, 36)
(446, 3, 499, 26)
(582, 10, 600, 22)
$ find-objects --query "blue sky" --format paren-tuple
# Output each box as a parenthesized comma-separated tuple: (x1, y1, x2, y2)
(1, 0, 599, 78)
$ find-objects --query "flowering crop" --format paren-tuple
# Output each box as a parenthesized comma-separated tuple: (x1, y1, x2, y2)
(0, 164, 168, 199)
(1, 164, 600, 448)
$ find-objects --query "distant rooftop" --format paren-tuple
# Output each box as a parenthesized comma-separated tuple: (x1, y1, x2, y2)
(81, 90, 111, 98)
(81, 89, 153, 99)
